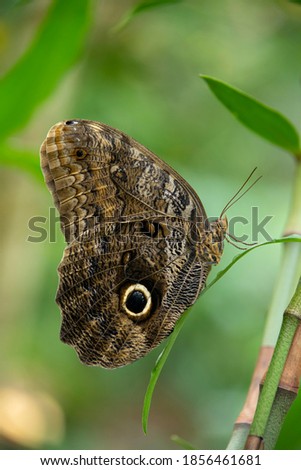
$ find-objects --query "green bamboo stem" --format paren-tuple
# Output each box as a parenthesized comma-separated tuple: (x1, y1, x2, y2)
(226, 424, 250, 450)
(227, 158, 301, 450)
(226, 346, 274, 450)
(264, 388, 296, 449)
(263, 160, 301, 346)
(247, 313, 299, 439)
(263, 283, 301, 449)
(284, 161, 301, 237)
(244, 160, 301, 448)
(262, 242, 301, 346)
(246, 278, 301, 448)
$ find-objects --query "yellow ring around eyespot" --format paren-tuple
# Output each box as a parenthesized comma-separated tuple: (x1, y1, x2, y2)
(121, 283, 152, 321)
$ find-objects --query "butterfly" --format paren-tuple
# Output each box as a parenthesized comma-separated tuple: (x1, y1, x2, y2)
(40, 119, 254, 368)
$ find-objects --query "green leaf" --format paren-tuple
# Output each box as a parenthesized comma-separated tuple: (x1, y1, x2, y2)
(113, 0, 182, 32)
(142, 308, 190, 434)
(289, 0, 301, 4)
(128, 0, 182, 15)
(203, 236, 301, 294)
(0, 0, 92, 140)
(200, 75, 300, 155)
(142, 236, 301, 433)
(171, 434, 196, 450)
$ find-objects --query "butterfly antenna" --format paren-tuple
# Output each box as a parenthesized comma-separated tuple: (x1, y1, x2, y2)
(226, 232, 257, 247)
(225, 235, 248, 251)
(220, 167, 262, 218)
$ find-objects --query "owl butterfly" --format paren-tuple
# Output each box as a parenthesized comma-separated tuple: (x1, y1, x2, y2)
(40, 120, 255, 368)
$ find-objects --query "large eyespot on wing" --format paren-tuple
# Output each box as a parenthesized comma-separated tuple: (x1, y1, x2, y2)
(120, 283, 153, 321)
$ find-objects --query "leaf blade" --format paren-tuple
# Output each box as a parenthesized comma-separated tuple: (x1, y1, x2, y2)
(142, 308, 189, 434)
(113, 0, 182, 32)
(0, 0, 92, 140)
(203, 236, 301, 295)
(170, 434, 196, 450)
(200, 75, 300, 154)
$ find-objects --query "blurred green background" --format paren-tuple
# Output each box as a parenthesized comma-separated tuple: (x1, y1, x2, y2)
(0, 0, 300, 450)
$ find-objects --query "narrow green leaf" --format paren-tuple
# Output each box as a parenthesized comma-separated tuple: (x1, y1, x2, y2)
(203, 236, 301, 295)
(129, 0, 182, 15)
(171, 434, 196, 450)
(200, 75, 300, 154)
(0, 0, 92, 140)
(142, 308, 190, 434)
(142, 236, 301, 433)
(113, 0, 182, 32)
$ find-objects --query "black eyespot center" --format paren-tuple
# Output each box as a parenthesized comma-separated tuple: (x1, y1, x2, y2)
(126, 290, 147, 314)
(76, 149, 85, 159)
(65, 120, 78, 125)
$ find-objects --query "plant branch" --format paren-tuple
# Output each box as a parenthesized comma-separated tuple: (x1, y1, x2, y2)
(264, 322, 301, 449)
(227, 158, 301, 449)
(245, 278, 301, 449)
(226, 346, 273, 450)
(284, 161, 301, 236)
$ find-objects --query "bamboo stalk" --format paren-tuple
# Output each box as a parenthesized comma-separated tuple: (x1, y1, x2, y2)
(245, 278, 301, 449)
(227, 159, 301, 449)
(263, 284, 301, 449)
(226, 346, 273, 449)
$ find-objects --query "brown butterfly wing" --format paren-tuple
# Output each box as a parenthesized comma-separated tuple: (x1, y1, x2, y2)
(40, 120, 210, 368)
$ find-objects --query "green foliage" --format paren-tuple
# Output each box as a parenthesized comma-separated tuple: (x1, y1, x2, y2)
(200, 76, 300, 155)
(170, 435, 195, 450)
(113, 0, 182, 31)
(0, 0, 92, 141)
(142, 308, 190, 434)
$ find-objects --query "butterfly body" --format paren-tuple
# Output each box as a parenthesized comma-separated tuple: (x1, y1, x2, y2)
(40, 120, 226, 368)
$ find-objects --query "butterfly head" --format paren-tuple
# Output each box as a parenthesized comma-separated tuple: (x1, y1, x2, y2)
(216, 214, 228, 234)
(198, 166, 261, 266)
(200, 215, 228, 265)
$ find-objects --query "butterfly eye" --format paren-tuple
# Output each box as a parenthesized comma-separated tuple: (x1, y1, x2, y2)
(65, 120, 78, 125)
(75, 149, 87, 159)
(121, 283, 153, 321)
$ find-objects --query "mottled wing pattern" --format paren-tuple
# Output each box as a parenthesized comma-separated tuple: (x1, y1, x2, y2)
(40, 120, 213, 368)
